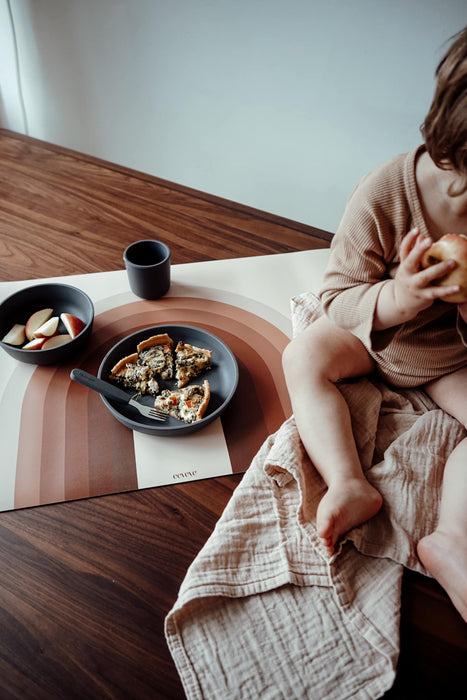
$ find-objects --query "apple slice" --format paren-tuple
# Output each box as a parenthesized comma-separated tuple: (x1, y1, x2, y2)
(25, 308, 53, 340)
(23, 337, 46, 350)
(42, 334, 71, 350)
(2, 323, 26, 346)
(33, 316, 59, 338)
(60, 312, 85, 338)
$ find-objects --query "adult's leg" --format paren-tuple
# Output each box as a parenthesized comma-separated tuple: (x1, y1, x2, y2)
(282, 316, 382, 556)
(419, 367, 467, 622)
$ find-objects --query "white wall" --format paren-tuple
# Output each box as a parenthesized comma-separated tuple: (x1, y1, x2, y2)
(1, 0, 466, 232)
(0, 0, 26, 130)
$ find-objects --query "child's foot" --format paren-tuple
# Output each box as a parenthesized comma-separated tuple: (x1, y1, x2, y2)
(417, 530, 467, 623)
(316, 478, 383, 557)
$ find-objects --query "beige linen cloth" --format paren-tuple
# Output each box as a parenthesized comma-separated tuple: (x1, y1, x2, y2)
(165, 292, 466, 700)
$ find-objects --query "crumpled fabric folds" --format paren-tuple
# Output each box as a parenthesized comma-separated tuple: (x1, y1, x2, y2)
(165, 292, 465, 700)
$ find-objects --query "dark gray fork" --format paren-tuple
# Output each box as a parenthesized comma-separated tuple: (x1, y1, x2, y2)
(70, 368, 167, 422)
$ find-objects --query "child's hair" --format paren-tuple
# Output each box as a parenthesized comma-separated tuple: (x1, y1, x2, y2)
(421, 26, 467, 193)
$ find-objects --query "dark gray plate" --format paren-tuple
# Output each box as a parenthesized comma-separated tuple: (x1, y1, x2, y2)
(98, 324, 239, 436)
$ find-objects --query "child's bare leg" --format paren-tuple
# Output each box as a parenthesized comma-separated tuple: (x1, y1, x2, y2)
(282, 316, 382, 556)
(419, 369, 467, 622)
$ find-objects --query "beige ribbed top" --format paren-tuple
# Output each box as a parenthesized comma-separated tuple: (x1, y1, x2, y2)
(320, 146, 467, 387)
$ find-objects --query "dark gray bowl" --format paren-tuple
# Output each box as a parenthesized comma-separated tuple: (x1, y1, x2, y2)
(0, 283, 94, 365)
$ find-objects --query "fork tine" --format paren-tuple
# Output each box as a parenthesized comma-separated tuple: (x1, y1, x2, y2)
(139, 407, 166, 422)
(129, 397, 167, 421)
(148, 408, 167, 420)
(147, 413, 166, 422)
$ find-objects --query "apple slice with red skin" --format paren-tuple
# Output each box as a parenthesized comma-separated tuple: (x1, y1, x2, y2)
(23, 337, 47, 350)
(42, 334, 72, 350)
(2, 323, 26, 346)
(25, 308, 53, 340)
(34, 316, 59, 338)
(60, 312, 85, 338)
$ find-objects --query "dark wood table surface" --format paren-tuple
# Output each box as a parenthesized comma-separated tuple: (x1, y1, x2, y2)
(0, 129, 465, 699)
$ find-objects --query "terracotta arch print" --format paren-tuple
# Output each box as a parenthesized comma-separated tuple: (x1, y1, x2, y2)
(14, 297, 292, 509)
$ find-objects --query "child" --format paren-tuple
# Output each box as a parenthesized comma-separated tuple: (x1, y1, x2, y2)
(283, 26, 467, 622)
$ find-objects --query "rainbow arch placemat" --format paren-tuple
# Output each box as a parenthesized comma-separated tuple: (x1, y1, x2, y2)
(10, 296, 291, 510)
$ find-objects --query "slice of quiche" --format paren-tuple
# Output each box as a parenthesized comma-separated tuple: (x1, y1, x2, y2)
(137, 333, 174, 381)
(153, 380, 211, 423)
(109, 352, 159, 396)
(175, 340, 212, 388)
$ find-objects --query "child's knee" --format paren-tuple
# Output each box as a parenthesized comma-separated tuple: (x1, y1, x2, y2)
(283, 321, 371, 385)
(283, 326, 333, 381)
(282, 336, 302, 378)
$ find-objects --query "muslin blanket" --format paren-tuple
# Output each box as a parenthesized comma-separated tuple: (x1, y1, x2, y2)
(165, 292, 466, 700)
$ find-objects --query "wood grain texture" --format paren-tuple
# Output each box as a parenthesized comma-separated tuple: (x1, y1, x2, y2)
(0, 129, 465, 700)
(0, 130, 330, 282)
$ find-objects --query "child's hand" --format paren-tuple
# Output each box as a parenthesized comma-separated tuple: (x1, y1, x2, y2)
(393, 228, 459, 319)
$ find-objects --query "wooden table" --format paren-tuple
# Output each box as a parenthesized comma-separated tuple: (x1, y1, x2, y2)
(0, 130, 465, 699)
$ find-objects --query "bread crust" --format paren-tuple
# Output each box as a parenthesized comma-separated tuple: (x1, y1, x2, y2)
(137, 333, 173, 353)
(110, 352, 138, 376)
(196, 380, 211, 419)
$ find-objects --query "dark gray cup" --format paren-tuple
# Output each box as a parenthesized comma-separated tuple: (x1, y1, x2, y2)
(123, 240, 171, 300)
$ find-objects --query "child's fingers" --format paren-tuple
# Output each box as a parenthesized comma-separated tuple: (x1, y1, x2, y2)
(399, 228, 432, 265)
(416, 258, 460, 299)
(423, 283, 461, 302)
(400, 229, 431, 269)
(438, 285, 462, 300)
(418, 257, 456, 287)
(399, 228, 420, 261)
